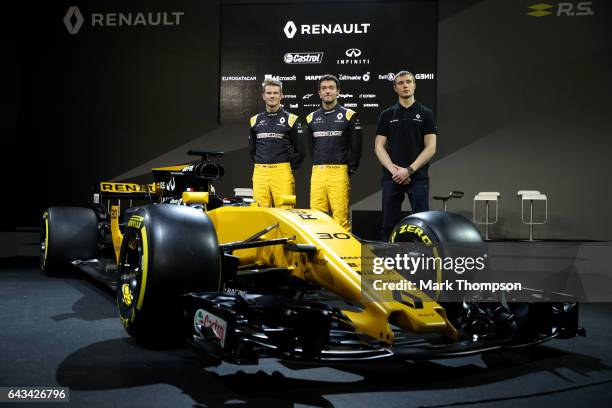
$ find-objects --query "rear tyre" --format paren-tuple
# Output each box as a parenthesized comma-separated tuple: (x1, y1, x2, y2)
(117, 204, 222, 348)
(41, 207, 98, 276)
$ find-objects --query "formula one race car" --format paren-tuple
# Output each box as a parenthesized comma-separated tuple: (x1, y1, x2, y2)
(41, 151, 583, 364)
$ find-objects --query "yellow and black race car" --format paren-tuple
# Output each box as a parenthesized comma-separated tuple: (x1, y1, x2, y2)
(41, 151, 583, 364)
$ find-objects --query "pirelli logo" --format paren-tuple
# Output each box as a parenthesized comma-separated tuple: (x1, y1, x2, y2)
(127, 215, 144, 229)
(100, 182, 156, 193)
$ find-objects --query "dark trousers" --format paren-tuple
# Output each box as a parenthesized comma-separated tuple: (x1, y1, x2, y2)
(381, 177, 430, 241)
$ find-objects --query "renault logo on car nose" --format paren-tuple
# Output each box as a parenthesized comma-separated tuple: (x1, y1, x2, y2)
(284, 21, 297, 39)
(63, 6, 84, 35)
(345, 48, 362, 57)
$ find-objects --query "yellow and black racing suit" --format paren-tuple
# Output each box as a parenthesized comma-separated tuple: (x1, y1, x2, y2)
(305, 105, 362, 230)
(249, 108, 304, 207)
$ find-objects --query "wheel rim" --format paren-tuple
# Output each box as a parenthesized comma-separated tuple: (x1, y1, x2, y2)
(40, 212, 49, 270)
(117, 231, 144, 319)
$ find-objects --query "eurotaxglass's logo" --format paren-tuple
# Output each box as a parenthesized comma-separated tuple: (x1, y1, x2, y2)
(526, 2, 594, 17)
(63, 6, 185, 34)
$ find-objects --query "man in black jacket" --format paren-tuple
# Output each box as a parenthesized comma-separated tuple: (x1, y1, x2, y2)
(375, 70, 437, 240)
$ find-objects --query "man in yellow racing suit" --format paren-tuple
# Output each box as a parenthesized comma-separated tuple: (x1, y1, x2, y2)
(305, 74, 362, 230)
(249, 78, 304, 207)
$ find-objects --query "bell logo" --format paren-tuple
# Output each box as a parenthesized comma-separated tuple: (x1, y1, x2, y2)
(64, 6, 84, 35)
(284, 21, 297, 39)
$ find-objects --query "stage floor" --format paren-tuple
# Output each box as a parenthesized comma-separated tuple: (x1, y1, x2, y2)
(1, 257, 612, 407)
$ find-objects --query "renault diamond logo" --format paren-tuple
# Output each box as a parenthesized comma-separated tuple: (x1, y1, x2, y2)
(284, 21, 297, 39)
(64, 6, 84, 35)
(345, 48, 362, 57)
(527, 3, 554, 17)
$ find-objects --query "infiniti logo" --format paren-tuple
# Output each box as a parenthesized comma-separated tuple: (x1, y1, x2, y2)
(345, 48, 361, 57)
(337, 47, 369, 65)
(64, 6, 84, 35)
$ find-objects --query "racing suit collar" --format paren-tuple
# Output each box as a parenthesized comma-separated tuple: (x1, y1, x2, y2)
(266, 108, 284, 117)
(322, 104, 341, 115)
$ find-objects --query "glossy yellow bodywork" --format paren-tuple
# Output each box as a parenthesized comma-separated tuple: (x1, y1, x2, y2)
(151, 164, 189, 172)
(207, 206, 458, 343)
(102, 168, 458, 343)
(182, 192, 209, 205)
(110, 205, 123, 263)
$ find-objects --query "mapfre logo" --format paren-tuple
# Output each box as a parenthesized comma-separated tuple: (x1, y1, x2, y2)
(283, 20, 371, 39)
(526, 2, 594, 17)
(63, 6, 185, 35)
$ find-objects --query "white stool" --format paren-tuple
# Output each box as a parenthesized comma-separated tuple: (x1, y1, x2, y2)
(517, 190, 547, 241)
(473, 192, 500, 240)
(234, 188, 254, 199)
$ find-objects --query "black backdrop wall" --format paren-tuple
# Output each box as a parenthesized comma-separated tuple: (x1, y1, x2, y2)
(3, 0, 220, 229)
(3, 0, 611, 240)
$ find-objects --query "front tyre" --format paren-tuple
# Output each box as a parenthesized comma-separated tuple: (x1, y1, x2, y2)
(117, 204, 222, 347)
(389, 211, 483, 244)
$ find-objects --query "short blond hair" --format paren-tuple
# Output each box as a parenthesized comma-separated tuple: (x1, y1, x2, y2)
(262, 77, 283, 93)
(393, 70, 415, 85)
